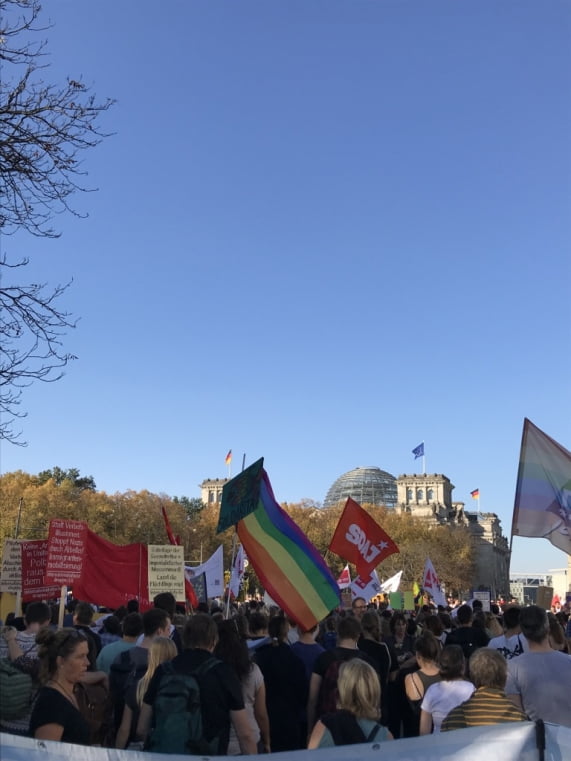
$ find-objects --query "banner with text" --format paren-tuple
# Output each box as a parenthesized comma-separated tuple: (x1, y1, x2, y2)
(21, 540, 60, 601)
(0, 539, 22, 594)
(45, 520, 88, 586)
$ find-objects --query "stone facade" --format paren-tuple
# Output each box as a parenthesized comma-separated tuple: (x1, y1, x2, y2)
(396, 473, 510, 597)
(199, 478, 228, 505)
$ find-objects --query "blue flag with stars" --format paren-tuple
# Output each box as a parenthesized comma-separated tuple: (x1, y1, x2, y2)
(412, 442, 424, 459)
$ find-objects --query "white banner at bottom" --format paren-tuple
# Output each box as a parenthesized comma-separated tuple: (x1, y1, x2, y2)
(2, 722, 571, 761)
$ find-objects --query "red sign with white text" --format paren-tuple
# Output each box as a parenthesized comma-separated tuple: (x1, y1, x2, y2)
(21, 540, 61, 601)
(45, 519, 88, 586)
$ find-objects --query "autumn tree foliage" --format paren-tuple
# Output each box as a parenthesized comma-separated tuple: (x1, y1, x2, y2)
(0, 473, 474, 596)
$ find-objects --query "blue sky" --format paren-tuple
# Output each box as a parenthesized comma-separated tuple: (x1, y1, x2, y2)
(2, 1, 570, 576)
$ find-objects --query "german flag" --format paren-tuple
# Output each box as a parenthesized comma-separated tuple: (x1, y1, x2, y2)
(470, 489, 480, 499)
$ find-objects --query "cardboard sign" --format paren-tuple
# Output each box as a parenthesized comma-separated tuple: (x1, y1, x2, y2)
(0, 539, 22, 594)
(45, 519, 88, 586)
(535, 586, 554, 610)
(148, 545, 185, 600)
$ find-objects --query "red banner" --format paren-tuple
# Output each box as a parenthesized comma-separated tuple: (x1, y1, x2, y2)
(21, 540, 60, 602)
(329, 497, 399, 578)
(45, 519, 88, 586)
(72, 530, 151, 611)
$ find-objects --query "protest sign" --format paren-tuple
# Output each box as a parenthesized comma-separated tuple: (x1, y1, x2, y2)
(0, 539, 21, 594)
(148, 545, 185, 600)
(21, 540, 60, 601)
(45, 519, 88, 585)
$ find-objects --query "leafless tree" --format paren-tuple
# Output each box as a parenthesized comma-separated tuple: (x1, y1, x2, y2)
(0, 0, 115, 443)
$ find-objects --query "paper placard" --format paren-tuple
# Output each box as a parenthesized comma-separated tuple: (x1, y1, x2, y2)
(0, 539, 22, 594)
(45, 519, 88, 585)
(390, 592, 403, 610)
(148, 545, 185, 600)
(21, 540, 61, 601)
(535, 586, 554, 611)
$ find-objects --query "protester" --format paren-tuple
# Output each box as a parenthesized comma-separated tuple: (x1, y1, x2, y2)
(215, 619, 271, 754)
(246, 611, 271, 652)
(419, 645, 475, 734)
(351, 597, 368, 621)
(29, 628, 91, 744)
(115, 636, 176, 749)
(358, 611, 397, 727)
(487, 606, 527, 660)
(0, 602, 52, 736)
(308, 615, 379, 735)
(385, 613, 416, 668)
(109, 608, 171, 733)
(444, 604, 489, 667)
(441, 648, 526, 731)
(96, 612, 143, 674)
(137, 613, 257, 754)
(506, 605, 571, 727)
(254, 615, 307, 751)
(307, 659, 393, 748)
(73, 602, 102, 670)
(403, 630, 441, 736)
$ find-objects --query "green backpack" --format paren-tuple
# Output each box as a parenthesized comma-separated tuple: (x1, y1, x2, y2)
(146, 658, 220, 755)
(0, 658, 34, 720)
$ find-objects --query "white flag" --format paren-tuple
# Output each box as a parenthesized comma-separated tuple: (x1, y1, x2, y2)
(423, 557, 446, 608)
(185, 545, 224, 599)
(379, 570, 403, 594)
(337, 564, 351, 590)
(229, 545, 246, 599)
(350, 569, 381, 601)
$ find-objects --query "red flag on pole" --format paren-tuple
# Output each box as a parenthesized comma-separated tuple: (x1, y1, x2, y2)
(329, 498, 399, 578)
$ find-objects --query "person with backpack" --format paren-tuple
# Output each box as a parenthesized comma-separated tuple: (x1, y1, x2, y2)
(444, 604, 489, 665)
(0, 602, 52, 735)
(307, 659, 393, 748)
(109, 608, 171, 734)
(307, 616, 377, 736)
(137, 613, 257, 755)
(115, 636, 177, 749)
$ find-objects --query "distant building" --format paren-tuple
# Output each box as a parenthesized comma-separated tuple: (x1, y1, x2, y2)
(199, 478, 228, 505)
(395, 473, 510, 597)
(323, 466, 397, 509)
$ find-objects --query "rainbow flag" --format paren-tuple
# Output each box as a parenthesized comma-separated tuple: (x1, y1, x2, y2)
(512, 418, 571, 555)
(218, 459, 340, 629)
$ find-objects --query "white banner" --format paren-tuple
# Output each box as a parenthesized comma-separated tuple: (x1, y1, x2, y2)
(379, 570, 403, 594)
(351, 569, 381, 600)
(185, 545, 224, 599)
(148, 545, 185, 601)
(337, 564, 351, 590)
(229, 544, 245, 599)
(423, 557, 447, 608)
(2, 722, 570, 761)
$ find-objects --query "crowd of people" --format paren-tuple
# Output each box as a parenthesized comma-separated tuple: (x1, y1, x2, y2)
(0, 592, 570, 754)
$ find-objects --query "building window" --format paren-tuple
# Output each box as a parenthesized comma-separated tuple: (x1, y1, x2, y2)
(407, 488, 413, 501)
(417, 489, 424, 501)
(427, 488, 434, 500)
(208, 490, 215, 503)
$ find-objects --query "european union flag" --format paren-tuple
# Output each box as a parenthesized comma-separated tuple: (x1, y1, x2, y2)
(412, 442, 424, 459)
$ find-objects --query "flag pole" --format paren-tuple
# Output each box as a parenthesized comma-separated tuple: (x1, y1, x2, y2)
(422, 442, 426, 475)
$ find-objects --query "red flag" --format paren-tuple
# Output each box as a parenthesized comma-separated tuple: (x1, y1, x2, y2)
(329, 498, 399, 578)
(336, 564, 351, 590)
(161, 506, 198, 608)
(161, 506, 178, 546)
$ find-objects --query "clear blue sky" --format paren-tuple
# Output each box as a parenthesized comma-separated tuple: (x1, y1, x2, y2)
(2, 1, 570, 577)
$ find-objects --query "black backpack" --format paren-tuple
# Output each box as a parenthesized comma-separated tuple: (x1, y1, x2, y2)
(321, 710, 382, 745)
(146, 658, 220, 755)
(109, 649, 148, 729)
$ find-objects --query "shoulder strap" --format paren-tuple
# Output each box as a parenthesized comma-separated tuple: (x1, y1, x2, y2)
(366, 723, 381, 742)
(409, 672, 423, 700)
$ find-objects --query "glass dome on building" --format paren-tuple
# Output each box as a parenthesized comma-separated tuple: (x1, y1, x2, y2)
(324, 466, 397, 509)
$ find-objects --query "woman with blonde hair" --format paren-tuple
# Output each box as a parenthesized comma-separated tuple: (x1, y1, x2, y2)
(308, 659, 393, 748)
(115, 636, 176, 749)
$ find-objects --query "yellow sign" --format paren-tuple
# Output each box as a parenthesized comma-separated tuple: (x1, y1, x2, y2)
(148, 545, 185, 601)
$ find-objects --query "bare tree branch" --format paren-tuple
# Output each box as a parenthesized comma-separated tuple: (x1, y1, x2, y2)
(0, 0, 115, 443)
